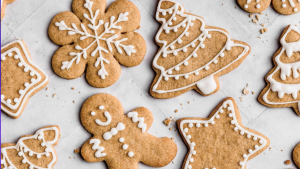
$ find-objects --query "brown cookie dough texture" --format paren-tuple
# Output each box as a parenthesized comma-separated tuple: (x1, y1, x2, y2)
(48, 0, 146, 88)
(258, 25, 300, 116)
(1, 0, 16, 20)
(80, 93, 177, 169)
(150, 0, 250, 99)
(177, 97, 270, 169)
(1, 125, 60, 169)
(294, 143, 300, 168)
(1, 40, 49, 119)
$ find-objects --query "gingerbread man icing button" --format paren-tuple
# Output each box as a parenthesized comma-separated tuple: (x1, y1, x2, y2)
(80, 93, 177, 169)
(48, 0, 146, 88)
(1, 0, 16, 20)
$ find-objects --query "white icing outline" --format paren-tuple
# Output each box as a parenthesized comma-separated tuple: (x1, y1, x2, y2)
(1, 127, 59, 169)
(262, 25, 300, 110)
(127, 111, 147, 133)
(55, 0, 136, 79)
(152, 0, 249, 95)
(179, 100, 268, 169)
(89, 139, 106, 158)
(1, 40, 48, 117)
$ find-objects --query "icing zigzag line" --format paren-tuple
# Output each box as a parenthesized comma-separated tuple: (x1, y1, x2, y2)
(127, 111, 147, 133)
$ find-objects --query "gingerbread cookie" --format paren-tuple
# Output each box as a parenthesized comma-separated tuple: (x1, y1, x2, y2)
(48, 0, 146, 88)
(294, 143, 300, 168)
(258, 25, 300, 116)
(150, 0, 250, 99)
(1, 40, 49, 119)
(178, 97, 270, 169)
(1, 125, 60, 169)
(237, 0, 271, 13)
(80, 93, 177, 169)
(1, 0, 16, 20)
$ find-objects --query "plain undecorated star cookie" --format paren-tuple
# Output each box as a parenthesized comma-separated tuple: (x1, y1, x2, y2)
(48, 0, 146, 88)
(258, 25, 300, 116)
(177, 97, 270, 169)
(1, 0, 16, 20)
(150, 0, 250, 99)
(1, 126, 60, 169)
(1, 40, 49, 119)
(294, 143, 300, 168)
(80, 93, 177, 169)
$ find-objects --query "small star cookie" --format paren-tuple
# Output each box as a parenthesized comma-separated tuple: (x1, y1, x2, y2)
(178, 97, 270, 169)
(1, 0, 16, 20)
(1, 40, 49, 119)
(294, 143, 300, 168)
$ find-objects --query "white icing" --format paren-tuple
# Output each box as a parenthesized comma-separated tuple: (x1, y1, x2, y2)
(95, 111, 112, 126)
(1, 127, 59, 169)
(128, 151, 134, 157)
(122, 144, 128, 150)
(127, 111, 147, 133)
(119, 137, 124, 143)
(89, 139, 106, 158)
(152, 0, 249, 95)
(179, 100, 268, 169)
(263, 25, 300, 106)
(103, 123, 125, 140)
(55, 0, 136, 79)
(196, 75, 217, 95)
(1, 40, 48, 117)
(281, 0, 299, 12)
(244, 0, 261, 9)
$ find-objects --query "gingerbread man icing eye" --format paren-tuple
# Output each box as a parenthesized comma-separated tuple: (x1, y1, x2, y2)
(80, 93, 177, 168)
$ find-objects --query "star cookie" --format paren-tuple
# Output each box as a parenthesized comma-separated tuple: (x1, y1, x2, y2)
(258, 25, 300, 116)
(150, 0, 250, 99)
(294, 143, 300, 168)
(48, 0, 146, 88)
(1, 125, 60, 169)
(1, 0, 16, 20)
(178, 97, 270, 169)
(1, 40, 49, 118)
(80, 93, 177, 169)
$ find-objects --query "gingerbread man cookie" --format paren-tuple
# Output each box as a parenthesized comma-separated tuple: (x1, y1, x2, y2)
(1, 126, 60, 169)
(48, 0, 146, 88)
(80, 93, 177, 169)
(1, 40, 49, 119)
(294, 143, 300, 168)
(178, 98, 270, 169)
(259, 25, 300, 116)
(1, 0, 16, 20)
(150, 0, 250, 99)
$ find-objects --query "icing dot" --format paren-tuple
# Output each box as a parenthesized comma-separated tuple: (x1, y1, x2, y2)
(122, 144, 128, 150)
(111, 128, 118, 135)
(175, 76, 179, 80)
(46, 153, 50, 157)
(22, 159, 26, 164)
(99, 105, 105, 110)
(192, 53, 197, 57)
(253, 136, 258, 141)
(38, 135, 43, 140)
(194, 72, 199, 76)
(162, 11, 166, 16)
(91, 111, 96, 116)
(189, 22, 194, 27)
(191, 142, 195, 147)
(188, 123, 193, 128)
(174, 28, 178, 32)
(213, 60, 218, 64)
(247, 134, 251, 138)
(41, 142, 46, 146)
(229, 113, 233, 117)
(196, 123, 201, 127)
(204, 123, 208, 127)
(183, 47, 187, 52)
(7, 99, 12, 104)
(239, 161, 244, 165)
(173, 17, 177, 21)
(1, 95, 4, 100)
(170, 45, 175, 50)
(169, 22, 172, 26)
(192, 150, 196, 155)
(190, 158, 194, 162)
(216, 115, 220, 119)
(31, 78, 36, 83)
(14, 55, 19, 59)
(175, 66, 180, 71)
(1, 56, 5, 60)
(282, 4, 286, 8)
(205, 65, 209, 70)
(243, 154, 247, 158)
(255, 145, 259, 149)
(163, 53, 167, 58)
(14, 98, 19, 103)
(185, 32, 189, 36)
(24, 82, 30, 87)
(45, 148, 50, 152)
(165, 29, 170, 34)
(37, 154, 41, 158)
(200, 44, 205, 48)
(211, 121, 215, 125)
(184, 128, 188, 133)
(187, 135, 191, 139)
(29, 166, 34, 169)
(18, 62, 23, 67)
(128, 151, 134, 157)
(294, 8, 298, 12)
(256, 4, 260, 8)
(282, 0, 286, 2)
(164, 76, 169, 81)
(8, 53, 12, 57)
(18, 152, 23, 156)
(119, 137, 125, 143)
(240, 131, 245, 135)
(173, 51, 178, 56)
(220, 53, 225, 57)
(234, 127, 238, 131)
(24, 67, 29, 72)
(184, 74, 189, 79)
(30, 72, 35, 76)
(191, 43, 195, 47)
(207, 34, 211, 38)
(248, 149, 253, 153)
(244, 4, 248, 8)
(184, 61, 188, 66)
(231, 120, 235, 124)
(167, 70, 172, 74)
(178, 39, 182, 44)
(187, 165, 192, 169)
(259, 140, 264, 144)
(168, 10, 172, 14)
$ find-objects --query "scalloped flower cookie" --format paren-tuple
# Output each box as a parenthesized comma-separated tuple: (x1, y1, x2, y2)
(178, 98, 270, 169)
(258, 25, 300, 116)
(48, 0, 146, 88)
(150, 0, 250, 99)
(80, 93, 177, 169)
(1, 126, 60, 169)
(1, 0, 16, 20)
(1, 40, 49, 119)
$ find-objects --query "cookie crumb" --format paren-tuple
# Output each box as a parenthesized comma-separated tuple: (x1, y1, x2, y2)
(188, 101, 190, 104)
(260, 29, 265, 34)
(73, 100, 75, 103)
(74, 149, 80, 153)
(69, 157, 71, 159)
(164, 118, 171, 126)
(169, 127, 173, 130)
(261, 23, 265, 27)
(46, 95, 49, 97)
(263, 28, 268, 33)
(171, 137, 174, 140)
(284, 160, 291, 165)
(243, 88, 249, 95)
(175, 110, 178, 113)
(255, 15, 260, 20)
(252, 91, 255, 94)
(46, 87, 49, 90)
(252, 19, 258, 24)
(53, 93, 57, 98)
(259, 12, 263, 15)
(71, 87, 75, 90)
(249, 14, 253, 18)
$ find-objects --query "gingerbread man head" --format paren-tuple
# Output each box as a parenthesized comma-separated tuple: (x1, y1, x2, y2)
(48, 0, 146, 88)
(80, 93, 177, 169)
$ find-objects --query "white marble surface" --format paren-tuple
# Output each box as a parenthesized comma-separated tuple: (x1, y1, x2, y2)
(1, 0, 300, 168)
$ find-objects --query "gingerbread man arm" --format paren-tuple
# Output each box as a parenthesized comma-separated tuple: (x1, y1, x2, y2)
(127, 107, 153, 132)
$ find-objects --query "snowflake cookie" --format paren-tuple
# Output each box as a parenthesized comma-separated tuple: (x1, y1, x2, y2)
(80, 93, 177, 169)
(238, 0, 300, 15)
(150, 0, 250, 99)
(1, 125, 60, 169)
(259, 25, 300, 116)
(48, 0, 146, 88)
(1, 40, 49, 119)
(178, 97, 270, 169)
(294, 142, 300, 168)
(1, 0, 16, 20)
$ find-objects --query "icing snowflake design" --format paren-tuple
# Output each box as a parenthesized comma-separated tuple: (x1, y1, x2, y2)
(178, 98, 269, 169)
(1, 126, 60, 169)
(151, 0, 250, 98)
(55, 0, 135, 79)
(80, 94, 177, 168)
(260, 25, 300, 115)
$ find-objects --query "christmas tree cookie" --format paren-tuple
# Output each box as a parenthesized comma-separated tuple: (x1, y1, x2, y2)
(259, 25, 300, 116)
(150, 0, 250, 99)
